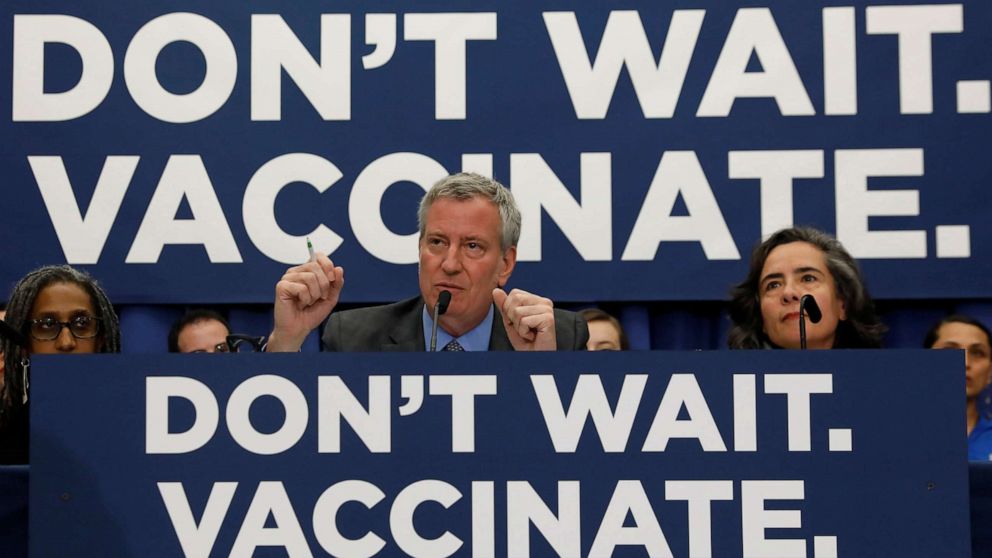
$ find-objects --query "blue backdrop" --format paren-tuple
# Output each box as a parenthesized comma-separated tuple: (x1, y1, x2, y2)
(2, 1, 990, 304)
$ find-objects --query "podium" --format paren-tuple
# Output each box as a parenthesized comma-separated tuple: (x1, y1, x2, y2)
(26, 350, 968, 556)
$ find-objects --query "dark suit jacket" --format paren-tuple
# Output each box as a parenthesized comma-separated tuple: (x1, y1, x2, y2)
(322, 296, 588, 351)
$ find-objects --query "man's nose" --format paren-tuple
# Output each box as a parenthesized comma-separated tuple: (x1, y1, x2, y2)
(55, 326, 77, 352)
(440, 245, 462, 273)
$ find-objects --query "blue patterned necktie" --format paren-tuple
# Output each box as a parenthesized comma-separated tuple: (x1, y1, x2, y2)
(443, 339, 464, 351)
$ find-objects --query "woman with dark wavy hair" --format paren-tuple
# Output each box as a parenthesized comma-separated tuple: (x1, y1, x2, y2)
(728, 227, 884, 350)
(0, 265, 120, 464)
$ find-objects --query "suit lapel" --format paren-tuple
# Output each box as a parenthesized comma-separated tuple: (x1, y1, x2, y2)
(378, 299, 515, 351)
(384, 297, 426, 351)
(488, 305, 514, 351)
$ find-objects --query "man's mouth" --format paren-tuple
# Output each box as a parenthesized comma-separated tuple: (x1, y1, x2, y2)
(435, 283, 464, 291)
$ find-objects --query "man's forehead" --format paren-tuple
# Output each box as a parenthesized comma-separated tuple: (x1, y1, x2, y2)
(428, 194, 497, 210)
(424, 197, 501, 232)
(185, 318, 229, 331)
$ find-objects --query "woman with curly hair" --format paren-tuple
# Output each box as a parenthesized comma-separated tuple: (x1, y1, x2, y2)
(0, 265, 120, 464)
(728, 227, 885, 350)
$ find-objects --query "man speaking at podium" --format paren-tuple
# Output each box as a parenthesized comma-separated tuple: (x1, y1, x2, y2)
(265, 173, 588, 352)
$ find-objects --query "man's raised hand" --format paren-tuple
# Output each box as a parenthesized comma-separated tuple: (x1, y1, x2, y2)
(492, 288, 557, 351)
(267, 253, 343, 352)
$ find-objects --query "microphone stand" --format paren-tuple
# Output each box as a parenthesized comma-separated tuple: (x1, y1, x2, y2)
(799, 294, 822, 350)
(430, 291, 452, 352)
(799, 305, 808, 350)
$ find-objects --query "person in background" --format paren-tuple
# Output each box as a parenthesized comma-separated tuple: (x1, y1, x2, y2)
(579, 308, 628, 351)
(728, 227, 885, 350)
(168, 309, 231, 353)
(0, 265, 120, 464)
(924, 315, 992, 461)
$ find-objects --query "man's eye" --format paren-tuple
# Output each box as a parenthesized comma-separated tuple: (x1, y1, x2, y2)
(425, 238, 445, 250)
(467, 242, 480, 250)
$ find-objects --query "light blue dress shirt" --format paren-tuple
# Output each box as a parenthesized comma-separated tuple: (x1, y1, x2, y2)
(421, 304, 495, 351)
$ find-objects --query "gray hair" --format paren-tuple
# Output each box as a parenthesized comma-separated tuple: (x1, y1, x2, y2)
(417, 173, 522, 251)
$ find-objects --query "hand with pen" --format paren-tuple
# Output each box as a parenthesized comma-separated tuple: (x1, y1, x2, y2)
(266, 251, 344, 352)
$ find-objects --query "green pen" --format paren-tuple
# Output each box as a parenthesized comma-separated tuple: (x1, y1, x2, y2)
(306, 237, 315, 262)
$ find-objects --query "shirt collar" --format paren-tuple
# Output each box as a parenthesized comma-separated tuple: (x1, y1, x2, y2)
(421, 304, 494, 352)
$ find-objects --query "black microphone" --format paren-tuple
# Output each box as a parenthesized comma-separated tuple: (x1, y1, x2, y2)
(799, 294, 822, 350)
(430, 291, 452, 352)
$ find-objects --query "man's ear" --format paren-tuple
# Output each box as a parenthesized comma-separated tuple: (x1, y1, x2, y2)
(497, 246, 517, 287)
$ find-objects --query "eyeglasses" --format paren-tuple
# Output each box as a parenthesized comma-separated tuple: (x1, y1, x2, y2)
(27, 316, 101, 341)
(226, 334, 266, 353)
(185, 334, 266, 353)
(188, 342, 230, 354)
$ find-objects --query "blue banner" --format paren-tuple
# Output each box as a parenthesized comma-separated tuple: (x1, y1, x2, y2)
(2, 1, 990, 302)
(30, 350, 969, 556)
